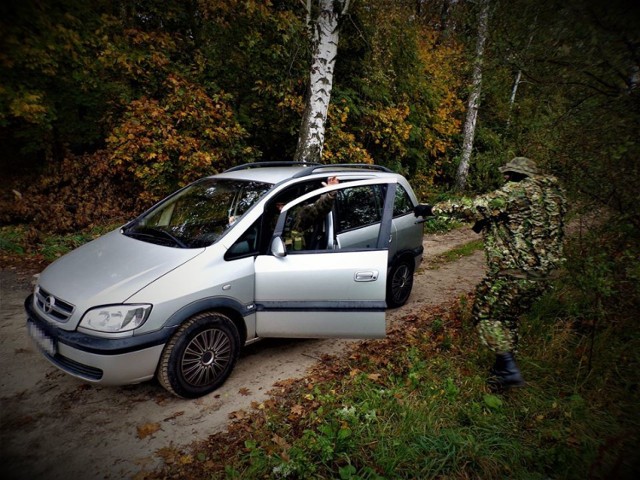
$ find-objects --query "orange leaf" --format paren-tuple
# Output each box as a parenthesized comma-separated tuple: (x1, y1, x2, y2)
(136, 422, 161, 439)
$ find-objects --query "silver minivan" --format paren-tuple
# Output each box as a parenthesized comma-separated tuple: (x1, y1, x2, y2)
(25, 163, 425, 398)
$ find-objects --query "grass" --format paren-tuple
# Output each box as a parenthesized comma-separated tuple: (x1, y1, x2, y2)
(145, 292, 639, 479)
(438, 238, 484, 263)
(423, 217, 464, 234)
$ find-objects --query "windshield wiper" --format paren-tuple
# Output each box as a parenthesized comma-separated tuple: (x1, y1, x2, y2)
(124, 227, 189, 248)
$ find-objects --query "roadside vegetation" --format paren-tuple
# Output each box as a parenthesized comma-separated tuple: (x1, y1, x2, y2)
(145, 220, 639, 480)
(0, 223, 124, 271)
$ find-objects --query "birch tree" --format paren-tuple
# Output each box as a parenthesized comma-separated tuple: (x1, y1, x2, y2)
(455, 0, 490, 190)
(507, 17, 536, 129)
(294, 0, 350, 163)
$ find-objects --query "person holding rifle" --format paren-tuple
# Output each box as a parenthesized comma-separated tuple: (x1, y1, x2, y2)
(415, 157, 567, 390)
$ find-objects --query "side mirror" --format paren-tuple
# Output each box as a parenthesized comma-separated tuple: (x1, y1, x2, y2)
(270, 237, 287, 258)
(414, 204, 433, 217)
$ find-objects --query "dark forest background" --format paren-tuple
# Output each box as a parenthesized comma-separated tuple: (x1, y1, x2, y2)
(1, 0, 638, 233)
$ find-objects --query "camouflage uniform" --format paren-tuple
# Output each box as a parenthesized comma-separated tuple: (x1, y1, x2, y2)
(432, 159, 567, 354)
(285, 191, 336, 250)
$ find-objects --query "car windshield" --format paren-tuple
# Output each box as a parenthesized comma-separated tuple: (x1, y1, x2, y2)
(123, 178, 272, 248)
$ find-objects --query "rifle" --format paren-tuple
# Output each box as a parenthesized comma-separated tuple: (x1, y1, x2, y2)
(472, 219, 487, 233)
(472, 212, 508, 233)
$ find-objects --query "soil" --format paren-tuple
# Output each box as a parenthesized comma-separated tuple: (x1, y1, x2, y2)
(0, 228, 486, 480)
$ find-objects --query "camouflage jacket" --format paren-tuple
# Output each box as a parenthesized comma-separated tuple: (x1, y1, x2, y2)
(284, 191, 336, 250)
(293, 191, 336, 232)
(432, 175, 567, 276)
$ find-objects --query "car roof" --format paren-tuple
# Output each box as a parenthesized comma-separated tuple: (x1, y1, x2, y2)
(214, 162, 398, 185)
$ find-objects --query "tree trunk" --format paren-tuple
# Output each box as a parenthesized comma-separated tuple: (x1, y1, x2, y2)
(294, 0, 349, 163)
(455, 0, 490, 191)
(506, 69, 522, 129)
(507, 26, 535, 129)
(439, 0, 458, 35)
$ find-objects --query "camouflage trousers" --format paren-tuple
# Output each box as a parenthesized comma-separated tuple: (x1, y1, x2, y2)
(472, 275, 550, 354)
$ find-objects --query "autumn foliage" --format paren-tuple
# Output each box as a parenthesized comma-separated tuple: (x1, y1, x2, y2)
(1, 151, 134, 235)
(107, 75, 257, 205)
(1, 1, 469, 238)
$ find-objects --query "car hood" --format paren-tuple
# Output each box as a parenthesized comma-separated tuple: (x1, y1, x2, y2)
(37, 229, 204, 314)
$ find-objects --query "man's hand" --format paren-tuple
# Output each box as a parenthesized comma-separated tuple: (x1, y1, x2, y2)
(322, 176, 339, 187)
(414, 204, 434, 217)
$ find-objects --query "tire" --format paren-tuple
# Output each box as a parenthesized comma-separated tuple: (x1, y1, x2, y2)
(386, 259, 414, 308)
(158, 312, 240, 398)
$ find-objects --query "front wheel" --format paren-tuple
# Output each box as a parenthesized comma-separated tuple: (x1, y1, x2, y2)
(158, 312, 240, 398)
(386, 259, 414, 308)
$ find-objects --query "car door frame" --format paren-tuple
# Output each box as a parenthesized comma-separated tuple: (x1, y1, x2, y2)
(253, 178, 397, 339)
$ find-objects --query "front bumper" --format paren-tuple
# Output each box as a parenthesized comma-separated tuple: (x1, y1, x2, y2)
(25, 295, 173, 386)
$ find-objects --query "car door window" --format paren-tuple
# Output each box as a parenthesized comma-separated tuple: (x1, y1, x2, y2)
(393, 184, 414, 217)
(282, 191, 335, 252)
(334, 185, 385, 234)
(225, 218, 261, 260)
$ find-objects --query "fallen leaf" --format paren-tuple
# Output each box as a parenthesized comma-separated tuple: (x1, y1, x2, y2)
(136, 422, 161, 439)
(483, 394, 503, 410)
(272, 434, 290, 449)
(290, 404, 304, 416)
(163, 411, 185, 422)
(229, 410, 248, 420)
(239, 387, 251, 396)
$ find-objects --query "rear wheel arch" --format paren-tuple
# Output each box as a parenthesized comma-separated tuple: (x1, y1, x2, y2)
(386, 251, 416, 308)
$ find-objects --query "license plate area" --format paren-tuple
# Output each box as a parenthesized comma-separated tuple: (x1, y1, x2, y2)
(28, 321, 57, 357)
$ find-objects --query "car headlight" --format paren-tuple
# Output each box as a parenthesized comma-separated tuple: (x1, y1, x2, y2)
(79, 305, 152, 333)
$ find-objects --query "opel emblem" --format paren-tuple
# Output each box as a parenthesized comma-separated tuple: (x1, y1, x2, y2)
(43, 296, 56, 314)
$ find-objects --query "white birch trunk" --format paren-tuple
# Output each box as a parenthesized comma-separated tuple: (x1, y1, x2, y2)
(294, 0, 348, 163)
(507, 27, 535, 129)
(506, 69, 522, 129)
(455, 0, 490, 191)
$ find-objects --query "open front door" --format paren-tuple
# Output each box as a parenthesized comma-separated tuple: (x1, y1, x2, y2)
(254, 178, 397, 339)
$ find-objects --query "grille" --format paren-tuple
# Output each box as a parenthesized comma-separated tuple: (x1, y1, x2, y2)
(35, 287, 75, 322)
(55, 355, 103, 381)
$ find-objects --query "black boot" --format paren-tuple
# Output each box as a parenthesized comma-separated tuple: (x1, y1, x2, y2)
(488, 352, 525, 390)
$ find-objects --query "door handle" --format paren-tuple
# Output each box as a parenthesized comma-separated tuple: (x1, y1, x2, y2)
(354, 270, 379, 282)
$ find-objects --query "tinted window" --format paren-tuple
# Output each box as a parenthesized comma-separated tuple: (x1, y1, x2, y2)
(226, 218, 261, 260)
(335, 185, 384, 234)
(393, 184, 414, 216)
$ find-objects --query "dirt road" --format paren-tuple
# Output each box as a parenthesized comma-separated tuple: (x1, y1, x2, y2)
(0, 228, 485, 480)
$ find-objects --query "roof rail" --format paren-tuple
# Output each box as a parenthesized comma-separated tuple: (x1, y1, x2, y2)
(224, 161, 321, 172)
(316, 163, 392, 173)
(291, 163, 393, 178)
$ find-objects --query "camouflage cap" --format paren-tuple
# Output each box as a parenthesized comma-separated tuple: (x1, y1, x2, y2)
(499, 157, 538, 177)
